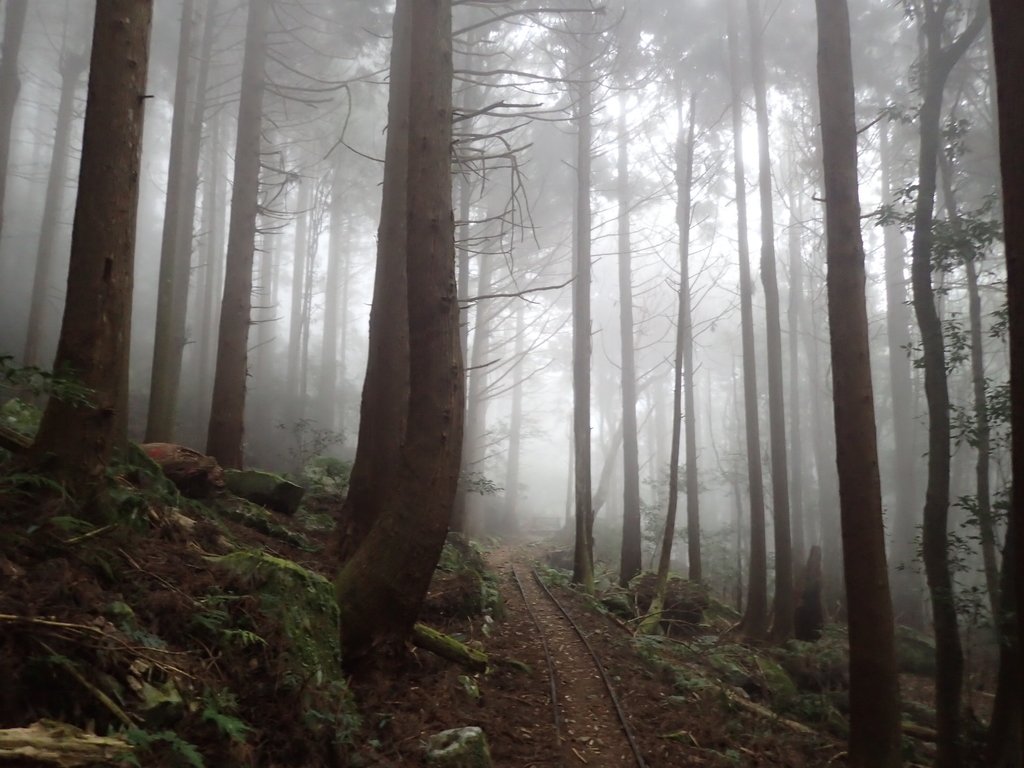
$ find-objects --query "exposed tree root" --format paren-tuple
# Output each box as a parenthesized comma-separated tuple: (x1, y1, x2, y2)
(0, 719, 132, 765)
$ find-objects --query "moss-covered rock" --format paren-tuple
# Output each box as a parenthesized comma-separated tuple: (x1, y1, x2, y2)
(425, 726, 493, 768)
(224, 469, 305, 515)
(422, 534, 503, 622)
(632, 572, 709, 636)
(895, 625, 936, 676)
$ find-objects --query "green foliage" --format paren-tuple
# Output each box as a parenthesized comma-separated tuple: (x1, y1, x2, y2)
(460, 469, 501, 496)
(0, 356, 94, 409)
(302, 456, 351, 495)
(125, 727, 204, 768)
(201, 690, 252, 743)
(277, 418, 343, 473)
(0, 396, 42, 437)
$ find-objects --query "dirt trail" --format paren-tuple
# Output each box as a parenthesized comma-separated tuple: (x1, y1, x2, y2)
(489, 544, 640, 768)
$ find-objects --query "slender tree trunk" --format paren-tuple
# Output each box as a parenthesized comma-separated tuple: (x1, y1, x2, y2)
(910, 7, 988, 762)
(31, 0, 153, 495)
(679, 92, 701, 586)
(787, 185, 805, 566)
(23, 48, 88, 367)
(286, 182, 310, 424)
(881, 120, 924, 627)
(617, 102, 642, 586)
(318, 168, 344, 433)
(334, 0, 461, 660)
(0, 0, 27, 246)
(643, 90, 698, 633)
(815, 1, 902, 763)
(571, 37, 594, 593)
(988, 0, 1024, 750)
(334, 0, 411, 562)
(195, 112, 224, 440)
(746, 0, 793, 642)
(728, 0, 768, 639)
(502, 302, 525, 531)
(939, 156, 999, 616)
(145, 0, 195, 442)
(205, 0, 269, 469)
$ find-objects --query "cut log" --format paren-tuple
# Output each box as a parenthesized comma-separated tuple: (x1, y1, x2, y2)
(412, 623, 488, 672)
(0, 719, 132, 765)
(141, 442, 224, 498)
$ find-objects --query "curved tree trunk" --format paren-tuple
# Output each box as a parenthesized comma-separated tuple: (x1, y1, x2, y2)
(333, 1, 412, 562)
(728, 0, 768, 639)
(334, 0, 461, 660)
(815, 0, 902, 763)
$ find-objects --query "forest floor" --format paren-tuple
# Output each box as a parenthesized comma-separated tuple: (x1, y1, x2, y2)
(0, 450, 993, 767)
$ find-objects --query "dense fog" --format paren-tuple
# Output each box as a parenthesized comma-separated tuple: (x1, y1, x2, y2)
(0, 0, 1006, 614)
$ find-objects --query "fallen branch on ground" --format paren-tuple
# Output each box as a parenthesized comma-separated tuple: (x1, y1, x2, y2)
(412, 623, 488, 672)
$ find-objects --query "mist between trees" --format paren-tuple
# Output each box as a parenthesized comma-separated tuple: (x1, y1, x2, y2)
(0, 1, 1021, 765)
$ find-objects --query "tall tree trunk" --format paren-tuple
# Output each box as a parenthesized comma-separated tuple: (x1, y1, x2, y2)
(334, 0, 411, 562)
(939, 155, 999, 617)
(458, 244, 495, 533)
(318, 163, 345, 433)
(334, 0, 461, 660)
(145, 0, 196, 442)
(643, 89, 697, 633)
(31, 0, 153, 496)
(205, 0, 269, 469)
(786, 184, 805, 566)
(728, 0, 768, 639)
(815, 1, 902, 764)
(910, 6, 987, 762)
(571, 35, 594, 593)
(286, 182, 311, 424)
(617, 102, 642, 586)
(746, 0, 793, 642)
(195, 112, 224, 440)
(0, 0, 27, 246)
(988, 0, 1024, 750)
(880, 120, 924, 627)
(986, 516, 1020, 766)
(23, 47, 88, 367)
(502, 302, 525, 531)
(675, 89, 699, 585)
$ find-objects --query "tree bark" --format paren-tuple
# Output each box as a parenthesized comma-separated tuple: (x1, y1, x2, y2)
(502, 301, 525, 530)
(571, 32, 594, 593)
(205, 0, 270, 469)
(145, 0, 196, 442)
(0, 0, 27, 246)
(880, 120, 924, 627)
(286, 182, 311, 425)
(318, 160, 346, 434)
(334, 0, 461, 660)
(728, 0, 768, 640)
(23, 47, 88, 367)
(746, 0, 793, 643)
(31, 0, 153, 496)
(988, 0, 1024, 751)
(334, 1, 411, 562)
(814, 1, 902, 764)
(786, 184, 805, 567)
(617, 102, 642, 587)
(909, 5, 988, 762)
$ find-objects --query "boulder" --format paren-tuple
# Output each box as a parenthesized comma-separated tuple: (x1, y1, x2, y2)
(425, 727, 492, 768)
(224, 469, 304, 515)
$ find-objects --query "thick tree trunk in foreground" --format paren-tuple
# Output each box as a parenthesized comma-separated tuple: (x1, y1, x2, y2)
(334, 2, 412, 562)
(746, 0, 793, 643)
(145, 0, 196, 442)
(909, 6, 987, 763)
(335, 0, 461, 660)
(0, 0, 27, 245)
(617, 104, 642, 587)
(23, 48, 88, 367)
(31, 0, 153, 496)
(989, 0, 1024, 751)
(814, 1, 902, 764)
(205, 0, 269, 469)
(728, 0, 768, 639)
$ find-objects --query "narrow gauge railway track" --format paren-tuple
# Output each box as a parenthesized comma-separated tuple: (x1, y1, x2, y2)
(509, 563, 647, 768)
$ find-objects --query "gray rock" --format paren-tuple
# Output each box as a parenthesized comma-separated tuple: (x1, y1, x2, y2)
(425, 726, 492, 768)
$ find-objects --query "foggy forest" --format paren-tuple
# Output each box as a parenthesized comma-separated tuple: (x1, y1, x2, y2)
(1, 0, 1023, 766)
